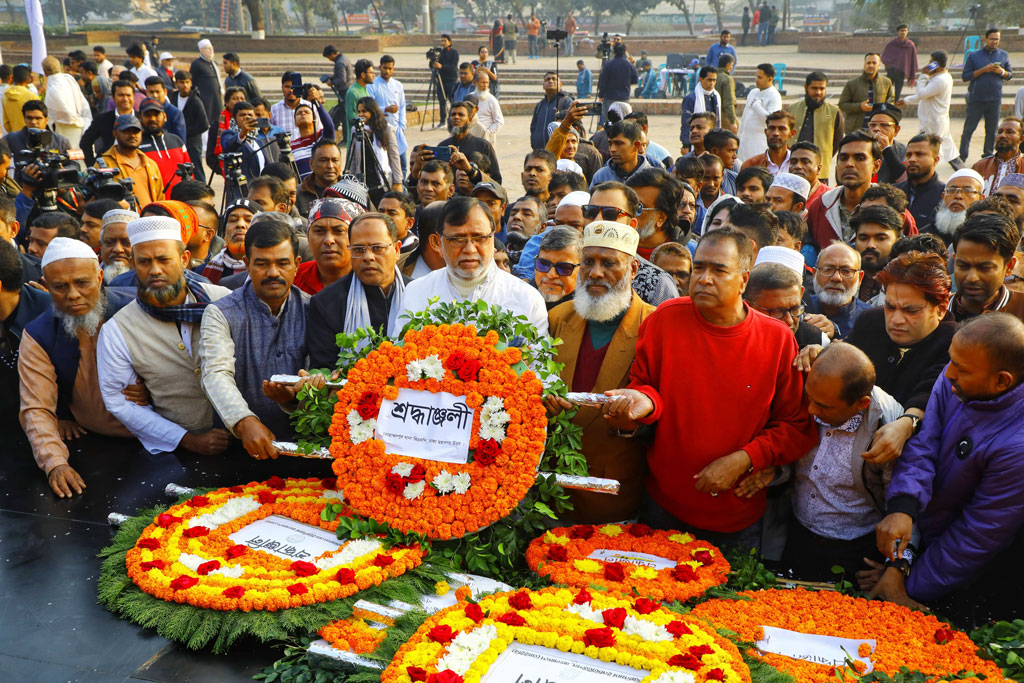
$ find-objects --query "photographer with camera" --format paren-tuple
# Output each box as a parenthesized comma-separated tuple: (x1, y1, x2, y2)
(347, 97, 403, 196)
(343, 60, 375, 145)
(99, 114, 163, 208)
(138, 98, 190, 195)
(3, 101, 72, 157)
(220, 102, 280, 185)
(271, 72, 323, 136)
(291, 100, 335, 180)
(430, 35, 460, 123)
(597, 42, 638, 125)
(530, 72, 573, 151)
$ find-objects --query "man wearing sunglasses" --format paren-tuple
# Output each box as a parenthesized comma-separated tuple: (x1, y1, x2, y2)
(403, 196, 548, 333)
(534, 226, 581, 309)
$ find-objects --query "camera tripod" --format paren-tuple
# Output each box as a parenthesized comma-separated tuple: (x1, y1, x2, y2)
(344, 121, 390, 207)
(420, 66, 449, 131)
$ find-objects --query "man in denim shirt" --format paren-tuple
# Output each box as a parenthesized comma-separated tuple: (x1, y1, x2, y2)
(960, 28, 1013, 162)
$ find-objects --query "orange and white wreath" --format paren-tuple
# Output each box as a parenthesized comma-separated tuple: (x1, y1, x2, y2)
(126, 476, 425, 611)
(526, 524, 730, 603)
(382, 587, 751, 683)
(328, 324, 548, 540)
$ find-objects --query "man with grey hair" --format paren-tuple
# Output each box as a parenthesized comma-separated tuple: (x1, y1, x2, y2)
(805, 242, 870, 339)
(744, 262, 828, 348)
(546, 220, 655, 523)
(19, 238, 136, 498)
(99, 208, 138, 283)
(534, 226, 581, 309)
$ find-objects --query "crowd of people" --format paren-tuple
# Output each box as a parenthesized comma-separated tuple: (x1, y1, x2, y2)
(2, 28, 1023, 621)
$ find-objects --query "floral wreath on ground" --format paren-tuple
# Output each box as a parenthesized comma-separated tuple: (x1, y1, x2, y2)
(328, 323, 549, 540)
(690, 588, 1012, 682)
(381, 586, 752, 683)
(526, 524, 730, 603)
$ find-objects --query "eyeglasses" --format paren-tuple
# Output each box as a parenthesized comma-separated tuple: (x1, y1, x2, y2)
(753, 303, 805, 320)
(816, 266, 859, 279)
(944, 187, 980, 197)
(440, 232, 494, 248)
(582, 204, 634, 221)
(350, 242, 397, 258)
(534, 257, 579, 276)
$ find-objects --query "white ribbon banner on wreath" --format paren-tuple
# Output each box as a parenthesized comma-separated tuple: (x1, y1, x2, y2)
(756, 625, 876, 673)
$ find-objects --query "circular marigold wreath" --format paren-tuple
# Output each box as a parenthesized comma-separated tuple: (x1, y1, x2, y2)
(126, 476, 426, 611)
(328, 324, 548, 540)
(383, 587, 752, 683)
(526, 524, 730, 603)
(690, 589, 1012, 682)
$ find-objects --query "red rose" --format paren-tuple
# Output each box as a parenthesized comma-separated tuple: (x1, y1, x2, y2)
(633, 598, 659, 614)
(474, 438, 501, 465)
(934, 628, 955, 645)
(226, 545, 248, 559)
(321, 477, 338, 490)
(291, 560, 318, 577)
(509, 591, 533, 610)
(569, 525, 596, 539)
(156, 513, 180, 527)
(358, 390, 380, 407)
(373, 554, 395, 567)
(666, 620, 693, 637)
(444, 352, 466, 372)
(690, 644, 715, 657)
(183, 526, 209, 538)
(496, 612, 526, 626)
(335, 568, 356, 583)
(169, 576, 199, 591)
(603, 563, 626, 582)
(583, 627, 616, 648)
(187, 496, 211, 507)
(573, 589, 593, 605)
(456, 359, 481, 381)
(672, 564, 699, 582)
(385, 472, 405, 494)
(668, 654, 702, 670)
(356, 402, 378, 420)
(222, 586, 246, 598)
(428, 624, 456, 644)
(137, 538, 160, 550)
(693, 550, 713, 566)
(229, 486, 244, 493)
(258, 491, 277, 505)
(140, 560, 166, 571)
(465, 603, 485, 622)
(707, 669, 726, 681)
(429, 672, 464, 683)
(197, 560, 221, 576)
(406, 667, 428, 682)
(286, 583, 308, 595)
(266, 476, 286, 489)
(406, 464, 426, 484)
(547, 545, 568, 562)
(628, 523, 653, 537)
(602, 607, 627, 629)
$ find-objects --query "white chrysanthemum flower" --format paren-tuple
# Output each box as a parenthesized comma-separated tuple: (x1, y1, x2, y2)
(654, 671, 696, 683)
(622, 615, 673, 642)
(478, 423, 507, 442)
(187, 496, 260, 529)
(483, 396, 504, 412)
(321, 490, 345, 502)
(406, 359, 424, 382)
(315, 538, 382, 570)
(391, 462, 415, 477)
(347, 411, 376, 444)
(437, 625, 497, 675)
(564, 602, 603, 624)
(177, 553, 246, 578)
(432, 470, 456, 494)
(403, 481, 426, 500)
(420, 355, 445, 380)
(451, 472, 471, 494)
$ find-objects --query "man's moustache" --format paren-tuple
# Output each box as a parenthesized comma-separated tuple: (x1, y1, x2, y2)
(261, 277, 287, 287)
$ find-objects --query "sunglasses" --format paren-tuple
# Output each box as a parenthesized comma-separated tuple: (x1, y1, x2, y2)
(534, 257, 579, 276)
(581, 204, 636, 221)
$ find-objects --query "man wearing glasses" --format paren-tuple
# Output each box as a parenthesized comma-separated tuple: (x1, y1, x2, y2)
(744, 261, 828, 349)
(534, 226, 581, 309)
(931, 168, 984, 243)
(804, 242, 870, 340)
(402, 196, 548, 333)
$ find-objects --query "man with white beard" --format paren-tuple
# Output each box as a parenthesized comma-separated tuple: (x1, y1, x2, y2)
(931, 169, 985, 245)
(403, 196, 548, 333)
(18, 239, 138, 498)
(804, 242, 871, 339)
(99, 209, 138, 283)
(545, 221, 655, 523)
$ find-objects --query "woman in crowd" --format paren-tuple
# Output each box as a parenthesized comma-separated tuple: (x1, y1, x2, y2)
(347, 96, 403, 195)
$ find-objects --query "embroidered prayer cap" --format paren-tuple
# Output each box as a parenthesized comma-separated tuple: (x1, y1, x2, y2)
(582, 220, 639, 257)
(754, 245, 805, 278)
(324, 174, 371, 210)
(127, 216, 183, 247)
(307, 197, 357, 228)
(142, 200, 199, 245)
(947, 168, 985, 188)
(41, 237, 100, 269)
(769, 172, 811, 201)
(556, 158, 585, 176)
(470, 181, 507, 203)
(997, 173, 1024, 190)
(101, 209, 139, 228)
(869, 102, 902, 124)
(557, 191, 591, 209)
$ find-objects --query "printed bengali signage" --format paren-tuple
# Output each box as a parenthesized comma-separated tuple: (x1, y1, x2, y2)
(756, 625, 875, 673)
(482, 642, 649, 683)
(374, 388, 474, 464)
(228, 515, 342, 561)
(585, 548, 677, 570)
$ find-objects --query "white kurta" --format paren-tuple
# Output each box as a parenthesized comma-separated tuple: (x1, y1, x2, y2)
(474, 90, 505, 147)
(402, 263, 549, 335)
(44, 72, 91, 129)
(737, 86, 782, 162)
(904, 71, 957, 163)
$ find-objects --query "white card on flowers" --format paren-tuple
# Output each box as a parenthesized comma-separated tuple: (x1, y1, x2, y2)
(756, 625, 876, 673)
(481, 642, 650, 682)
(228, 515, 343, 562)
(374, 389, 474, 464)
(585, 548, 677, 570)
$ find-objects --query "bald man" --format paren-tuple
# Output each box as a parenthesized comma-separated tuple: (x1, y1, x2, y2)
(871, 313, 1024, 614)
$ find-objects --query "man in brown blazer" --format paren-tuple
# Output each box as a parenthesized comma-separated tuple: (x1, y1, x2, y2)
(545, 221, 656, 523)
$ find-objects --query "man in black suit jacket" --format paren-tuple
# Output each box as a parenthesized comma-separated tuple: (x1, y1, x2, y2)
(80, 79, 137, 166)
(169, 70, 211, 182)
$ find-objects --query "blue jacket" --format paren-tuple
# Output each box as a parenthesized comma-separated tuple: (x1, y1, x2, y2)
(161, 100, 187, 141)
(589, 154, 651, 189)
(597, 56, 638, 103)
(706, 43, 737, 69)
(220, 129, 281, 182)
(576, 68, 593, 98)
(679, 90, 721, 143)
(962, 46, 1012, 103)
(887, 373, 1024, 601)
(806, 293, 872, 339)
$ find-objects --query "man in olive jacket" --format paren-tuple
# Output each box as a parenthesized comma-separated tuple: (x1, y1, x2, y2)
(838, 53, 894, 134)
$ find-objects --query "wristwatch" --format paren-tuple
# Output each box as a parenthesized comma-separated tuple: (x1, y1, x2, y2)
(884, 557, 912, 578)
(899, 413, 921, 435)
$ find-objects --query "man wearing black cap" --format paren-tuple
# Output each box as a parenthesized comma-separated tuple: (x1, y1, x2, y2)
(867, 102, 907, 184)
(99, 114, 164, 208)
(202, 199, 260, 285)
(138, 98, 190, 196)
(470, 181, 508, 233)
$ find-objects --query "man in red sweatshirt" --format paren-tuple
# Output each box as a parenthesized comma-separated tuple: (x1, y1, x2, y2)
(138, 98, 189, 196)
(606, 228, 818, 548)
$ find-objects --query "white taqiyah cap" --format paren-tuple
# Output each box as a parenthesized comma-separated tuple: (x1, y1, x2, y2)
(947, 168, 984, 187)
(126, 216, 183, 247)
(159, 52, 174, 61)
(556, 158, 584, 176)
(582, 221, 639, 257)
(41, 237, 99, 269)
(101, 209, 139, 229)
(769, 172, 811, 201)
(557, 191, 591, 209)
(755, 245, 805, 278)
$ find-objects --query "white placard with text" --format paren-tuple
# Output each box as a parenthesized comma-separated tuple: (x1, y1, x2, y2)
(228, 515, 342, 562)
(482, 642, 649, 683)
(756, 625, 875, 673)
(586, 548, 676, 570)
(374, 388, 474, 463)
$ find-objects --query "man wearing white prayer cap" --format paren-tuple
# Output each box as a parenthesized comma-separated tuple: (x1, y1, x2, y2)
(19, 238, 139, 498)
(744, 258, 830, 348)
(545, 220, 655, 523)
(96, 216, 231, 456)
(766, 172, 811, 213)
(755, 244, 805, 278)
(99, 208, 139, 283)
(933, 168, 985, 241)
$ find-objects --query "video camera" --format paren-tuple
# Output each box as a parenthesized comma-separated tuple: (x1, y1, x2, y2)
(597, 33, 612, 60)
(219, 151, 245, 180)
(80, 165, 135, 204)
(288, 72, 315, 101)
(13, 128, 82, 212)
(426, 47, 443, 66)
(547, 29, 568, 43)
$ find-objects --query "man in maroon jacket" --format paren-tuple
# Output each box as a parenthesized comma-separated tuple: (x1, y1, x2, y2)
(138, 98, 189, 196)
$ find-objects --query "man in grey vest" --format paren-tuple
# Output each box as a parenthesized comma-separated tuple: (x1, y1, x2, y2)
(199, 214, 312, 460)
(97, 216, 232, 455)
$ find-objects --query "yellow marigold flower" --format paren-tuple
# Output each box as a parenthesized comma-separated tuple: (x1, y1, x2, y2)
(544, 530, 570, 545)
(668, 532, 694, 544)
(598, 524, 624, 537)
(631, 566, 659, 580)
(434, 580, 450, 596)
(573, 559, 602, 573)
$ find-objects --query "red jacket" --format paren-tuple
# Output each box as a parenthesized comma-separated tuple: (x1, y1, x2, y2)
(139, 131, 190, 195)
(629, 299, 818, 533)
(806, 185, 918, 249)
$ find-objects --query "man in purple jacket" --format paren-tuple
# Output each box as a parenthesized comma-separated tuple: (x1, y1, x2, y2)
(868, 312, 1024, 609)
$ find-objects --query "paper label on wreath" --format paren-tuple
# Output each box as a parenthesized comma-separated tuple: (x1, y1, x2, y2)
(756, 625, 875, 673)
(228, 515, 343, 561)
(374, 388, 474, 464)
(586, 548, 676, 570)
(482, 642, 649, 682)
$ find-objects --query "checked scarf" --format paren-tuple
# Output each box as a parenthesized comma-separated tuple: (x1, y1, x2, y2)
(136, 270, 213, 324)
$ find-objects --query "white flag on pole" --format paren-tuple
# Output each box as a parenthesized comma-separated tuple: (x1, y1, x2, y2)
(26, 0, 48, 74)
